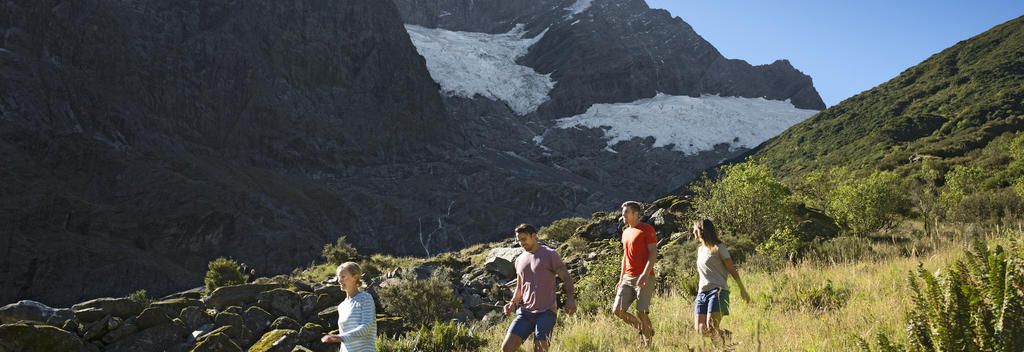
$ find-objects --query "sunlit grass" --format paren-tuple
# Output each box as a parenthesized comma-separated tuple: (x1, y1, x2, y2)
(472, 235, 983, 351)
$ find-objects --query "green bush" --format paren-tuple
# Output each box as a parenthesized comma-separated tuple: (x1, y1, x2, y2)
(1016, 176, 1024, 200)
(826, 170, 909, 237)
(540, 217, 589, 242)
(376, 320, 486, 352)
(125, 289, 151, 309)
(559, 236, 590, 259)
(656, 241, 699, 297)
(864, 239, 1024, 351)
(691, 159, 798, 245)
(756, 227, 800, 261)
(377, 270, 462, 329)
(575, 249, 621, 315)
(323, 236, 359, 265)
(204, 257, 246, 292)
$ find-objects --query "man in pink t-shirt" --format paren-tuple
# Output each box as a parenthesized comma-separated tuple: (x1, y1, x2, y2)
(501, 223, 577, 352)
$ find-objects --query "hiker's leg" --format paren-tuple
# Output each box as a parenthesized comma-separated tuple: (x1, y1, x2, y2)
(708, 311, 723, 337)
(636, 281, 654, 340)
(532, 310, 556, 352)
(694, 314, 708, 336)
(612, 284, 641, 329)
(502, 311, 532, 352)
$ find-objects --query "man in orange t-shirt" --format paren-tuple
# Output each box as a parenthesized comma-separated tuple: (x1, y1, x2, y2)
(612, 201, 658, 345)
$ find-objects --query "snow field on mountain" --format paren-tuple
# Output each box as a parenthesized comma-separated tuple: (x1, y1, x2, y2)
(553, 93, 819, 155)
(405, 24, 554, 116)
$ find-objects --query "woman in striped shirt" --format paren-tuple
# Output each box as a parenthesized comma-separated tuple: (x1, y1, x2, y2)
(321, 262, 377, 352)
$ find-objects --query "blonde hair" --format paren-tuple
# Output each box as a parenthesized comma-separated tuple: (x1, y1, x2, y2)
(337, 262, 362, 279)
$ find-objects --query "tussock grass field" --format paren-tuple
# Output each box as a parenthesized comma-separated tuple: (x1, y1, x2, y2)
(473, 227, 1021, 351)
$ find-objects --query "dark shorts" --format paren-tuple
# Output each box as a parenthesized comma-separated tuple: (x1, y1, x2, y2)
(694, 287, 730, 316)
(507, 308, 557, 341)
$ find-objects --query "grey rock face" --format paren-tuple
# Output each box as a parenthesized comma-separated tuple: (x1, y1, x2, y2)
(71, 298, 143, 320)
(0, 300, 57, 324)
(483, 247, 524, 279)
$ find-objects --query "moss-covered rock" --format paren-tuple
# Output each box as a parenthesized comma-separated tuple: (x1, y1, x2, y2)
(149, 298, 204, 318)
(204, 283, 285, 309)
(257, 288, 303, 321)
(248, 329, 298, 352)
(213, 311, 249, 340)
(100, 318, 138, 344)
(296, 323, 324, 344)
(0, 300, 59, 324)
(71, 298, 143, 321)
(134, 307, 172, 329)
(178, 306, 213, 331)
(243, 306, 273, 336)
(192, 329, 243, 352)
(269, 316, 301, 331)
(101, 319, 191, 352)
(0, 323, 91, 352)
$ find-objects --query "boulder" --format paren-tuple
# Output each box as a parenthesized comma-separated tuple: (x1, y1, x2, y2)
(101, 320, 191, 352)
(73, 308, 107, 323)
(300, 294, 318, 318)
(249, 329, 299, 352)
(149, 298, 204, 317)
(316, 306, 338, 325)
(0, 323, 91, 352)
(243, 306, 274, 335)
(157, 286, 205, 301)
(71, 298, 143, 320)
(484, 247, 523, 279)
(134, 307, 172, 329)
(0, 300, 59, 324)
(270, 316, 301, 331)
(203, 283, 285, 309)
(192, 329, 243, 352)
(213, 311, 248, 340)
(81, 315, 112, 341)
(178, 306, 213, 331)
(313, 285, 344, 303)
(257, 288, 302, 321)
(45, 309, 76, 327)
(101, 318, 139, 344)
(296, 323, 323, 345)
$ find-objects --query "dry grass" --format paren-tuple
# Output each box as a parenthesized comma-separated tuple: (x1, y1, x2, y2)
(472, 235, 992, 351)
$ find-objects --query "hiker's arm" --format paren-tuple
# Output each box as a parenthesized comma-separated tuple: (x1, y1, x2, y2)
(724, 258, 750, 303)
(555, 264, 577, 315)
(637, 243, 657, 288)
(504, 273, 524, 314)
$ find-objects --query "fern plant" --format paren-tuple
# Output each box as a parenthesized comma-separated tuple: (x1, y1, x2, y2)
(862, 238, 1024, 352)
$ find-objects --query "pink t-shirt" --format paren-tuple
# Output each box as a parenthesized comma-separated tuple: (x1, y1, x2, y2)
(515, 246, 566, 313)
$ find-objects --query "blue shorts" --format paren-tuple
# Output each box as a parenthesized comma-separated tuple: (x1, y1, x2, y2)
(507, 308, 557, 341)
(694, 288, 730, 316)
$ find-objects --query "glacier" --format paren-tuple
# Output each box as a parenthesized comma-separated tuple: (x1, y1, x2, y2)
(552, 93, 819, 155)
(405, 24, 555, 116)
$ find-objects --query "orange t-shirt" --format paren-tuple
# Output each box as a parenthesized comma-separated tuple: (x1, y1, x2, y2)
(621, 222, 657, 276)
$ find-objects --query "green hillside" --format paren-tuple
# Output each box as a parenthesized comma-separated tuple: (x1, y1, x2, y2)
(753, 15, 1024, 182)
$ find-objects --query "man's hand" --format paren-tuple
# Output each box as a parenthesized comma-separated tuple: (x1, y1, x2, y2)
(321, 334, 342, 343)
(563, 299, 577, 315)
(503, 301, 516, 315)
(740, 289, 752, 303)
(615, 278, 623, 292)
(637, 274, 649, 288)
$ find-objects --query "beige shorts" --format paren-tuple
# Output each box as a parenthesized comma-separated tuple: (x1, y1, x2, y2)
(613, 275, 654, 313)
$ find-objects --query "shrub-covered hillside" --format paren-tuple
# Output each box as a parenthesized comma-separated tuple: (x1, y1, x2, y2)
(752, 15, 1024, 187)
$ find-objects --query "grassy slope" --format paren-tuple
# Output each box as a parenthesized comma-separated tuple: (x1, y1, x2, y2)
(751, 15, 1024, 180)
(473, 227, 1022, 351)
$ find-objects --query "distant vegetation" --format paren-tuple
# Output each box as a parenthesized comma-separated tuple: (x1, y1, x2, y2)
(204, 257, 247, 292)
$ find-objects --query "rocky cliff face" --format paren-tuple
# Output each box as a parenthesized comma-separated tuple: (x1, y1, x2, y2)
(0, 0, 450, 306)
(1, 0, 825, 307)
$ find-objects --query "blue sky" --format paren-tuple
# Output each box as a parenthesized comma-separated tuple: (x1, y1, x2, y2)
(644, 1, 1024, 107)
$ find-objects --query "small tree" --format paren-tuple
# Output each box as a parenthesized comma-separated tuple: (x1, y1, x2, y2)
(205, 257, 246, 292)
(691, 159, 797, 244)
(322, 236, 359, 265)
(540, 217, 588, 242)
(826, 170, 908, 237)
(377, 270, 462, 329)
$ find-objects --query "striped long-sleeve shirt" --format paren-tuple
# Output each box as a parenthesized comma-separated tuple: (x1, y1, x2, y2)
(337, 291, 377, 352)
